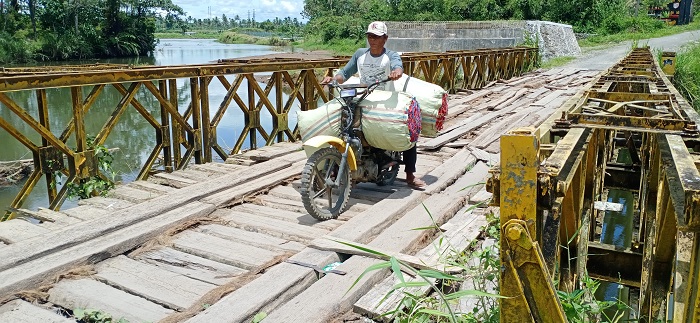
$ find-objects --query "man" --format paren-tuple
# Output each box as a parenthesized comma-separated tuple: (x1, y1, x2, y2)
(323, 21, 426, 189)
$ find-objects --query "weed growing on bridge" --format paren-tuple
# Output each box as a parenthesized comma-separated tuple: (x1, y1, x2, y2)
(73, 308, 128, 323)
(673, 41, 700, 111)
(51, 137, 116, 200)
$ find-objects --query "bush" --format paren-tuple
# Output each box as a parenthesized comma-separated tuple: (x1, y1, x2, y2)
(674, 42, 700, 112)
(0, 32, 36, 63)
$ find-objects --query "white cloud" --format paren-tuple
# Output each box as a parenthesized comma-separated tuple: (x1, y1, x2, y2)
(173, 0, 305, 21)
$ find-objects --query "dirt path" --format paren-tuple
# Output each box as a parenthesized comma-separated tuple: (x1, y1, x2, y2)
(563, 29, 700, 70)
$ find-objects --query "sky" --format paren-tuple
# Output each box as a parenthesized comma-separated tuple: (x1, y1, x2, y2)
(172, 0, 306, 22)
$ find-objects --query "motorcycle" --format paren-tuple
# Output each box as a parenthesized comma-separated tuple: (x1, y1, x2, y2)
(300, 79, 401, 221)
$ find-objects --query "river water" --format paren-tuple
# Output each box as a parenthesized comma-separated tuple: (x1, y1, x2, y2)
(0, 39, 292, 211)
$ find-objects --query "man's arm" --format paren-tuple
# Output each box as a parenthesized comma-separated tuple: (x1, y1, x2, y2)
(387, 50, 404, 80)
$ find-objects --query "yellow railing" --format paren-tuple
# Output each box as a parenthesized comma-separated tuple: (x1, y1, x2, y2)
(489, 47, 700, 322)
(0, 47, 537, 219)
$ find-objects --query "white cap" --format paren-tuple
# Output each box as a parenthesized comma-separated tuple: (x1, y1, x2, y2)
(366, 21, 388, 36)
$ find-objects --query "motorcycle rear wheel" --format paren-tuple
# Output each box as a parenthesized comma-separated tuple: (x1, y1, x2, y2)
(300, 147, 351, 221)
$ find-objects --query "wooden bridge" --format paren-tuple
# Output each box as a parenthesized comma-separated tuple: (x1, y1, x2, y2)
(0, 46, 698, 322)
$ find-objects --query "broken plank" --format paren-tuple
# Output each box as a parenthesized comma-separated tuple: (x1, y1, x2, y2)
(134, 247, 246, 286)
(196, 224, 306, 252)
(150, 172, 199, 188)
(0, 299, 73, 323)
(0, 219, 50, 243)
(231, 204, 342, 231)
(95, 255, 216, 311)
(216, 209, 329, 243)
(48, 279, 173, 323)
(108, 185, 161, 203)
(127, 180, 178, 194)
(172, 230, 284, 270)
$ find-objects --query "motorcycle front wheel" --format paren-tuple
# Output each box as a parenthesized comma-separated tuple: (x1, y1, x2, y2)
(300, 147, 351, 221)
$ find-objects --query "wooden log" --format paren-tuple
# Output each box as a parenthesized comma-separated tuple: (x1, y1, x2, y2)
(95, 255, 216, 311)
(48, 279, 173, 322)
(0, 299, 73, 323)
(422, 149, 477, 195)
(134, 247, 245, 286)
(172, 230, 283, 270)
(0, 201, 215, 298)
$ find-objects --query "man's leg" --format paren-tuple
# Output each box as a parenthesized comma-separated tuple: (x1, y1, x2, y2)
(403, 145, 425, 188)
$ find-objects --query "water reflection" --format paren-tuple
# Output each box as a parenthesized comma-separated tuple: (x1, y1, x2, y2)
(0, 39, 298, 211)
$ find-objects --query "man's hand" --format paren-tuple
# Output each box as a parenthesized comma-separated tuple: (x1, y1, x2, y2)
(388, 68, 403, 81)
(322, 75, 345, 84)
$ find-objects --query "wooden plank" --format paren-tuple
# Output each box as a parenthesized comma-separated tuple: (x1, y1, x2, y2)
(0, 202, 215, 297)
(230, 204, 342, 231)
(309, 237, 447, 272)
(172, 230, 283, 270)
(13, 208, 81, 231)
(201, 160, 302, 206)
(196, 224, 306, 252)
(171, 168, 215, 181)
(0, 158, 290, 275)
(134, 247, 245, 286)
(185, 248, 339, 323)
(422, 149, 477, 195)
(77, 196, 134, 210)
(469, 189, 494, 206)
(216, 209, 329, 243)
(0, 219, 51, 243)
(187, 163, 237, 174)
(95, 255, 216, 311)
(263, 183, 468, 322)
(0, 299, 73, 323)
(236, 142, 302, 161)
(150, 172, 199, 188)
(127, 180, 178, 194)
(108, 185, 161, 203)
(59, 205, 108, 221)
(419, 112, 497, 150)
(258, 194, 371, 214)
(48, 279, 173, 323)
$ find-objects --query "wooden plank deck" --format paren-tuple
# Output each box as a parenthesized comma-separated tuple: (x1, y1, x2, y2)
(0, 67, 598, 322)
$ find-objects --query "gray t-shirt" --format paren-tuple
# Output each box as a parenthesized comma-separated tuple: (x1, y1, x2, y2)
(336, 48, 403, 91)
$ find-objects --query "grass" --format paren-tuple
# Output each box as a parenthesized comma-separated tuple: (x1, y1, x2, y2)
(217, 32, 294, 47)
(541, 56, 576, 69)
(295, 35, 366, 56)
(579, 18, 700, 48)
(673, 41, 700, 112)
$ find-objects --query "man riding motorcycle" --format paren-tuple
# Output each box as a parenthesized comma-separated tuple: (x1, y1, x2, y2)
(322, 21, 427, 189)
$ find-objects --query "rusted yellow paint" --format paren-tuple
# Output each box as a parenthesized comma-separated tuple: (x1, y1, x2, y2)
(499, 127, 540, 236)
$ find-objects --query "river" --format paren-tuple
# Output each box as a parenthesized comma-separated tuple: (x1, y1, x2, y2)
(0, 39, 293, 212)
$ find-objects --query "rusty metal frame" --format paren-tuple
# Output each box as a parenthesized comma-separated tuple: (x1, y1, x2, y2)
(0, 47, 536, 218)
(489, 47, 700, 321)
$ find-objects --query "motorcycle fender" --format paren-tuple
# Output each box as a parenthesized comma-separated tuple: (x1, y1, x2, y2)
(302, 135, 357, 171)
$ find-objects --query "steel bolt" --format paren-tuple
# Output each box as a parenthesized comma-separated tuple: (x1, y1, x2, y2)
(507, 226, 523, 241)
